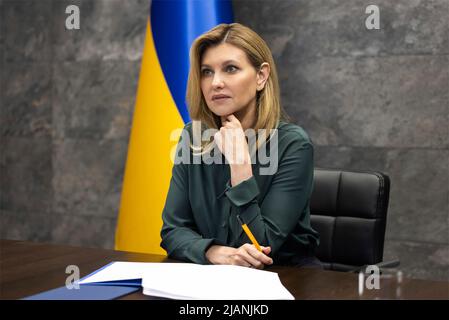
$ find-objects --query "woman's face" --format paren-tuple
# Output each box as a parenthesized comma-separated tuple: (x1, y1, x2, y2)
(200, 43, 262, 118)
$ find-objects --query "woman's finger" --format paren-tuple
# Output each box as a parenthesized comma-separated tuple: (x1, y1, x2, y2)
(240, 251, 263, 269)
(237, 245, 265, 269)
(226, 114, 238, 123)
(231, 255, 252, 268)
(247, 246, 273, 265)
(261, 246, 272, 255)
(221, 115, 229, 126)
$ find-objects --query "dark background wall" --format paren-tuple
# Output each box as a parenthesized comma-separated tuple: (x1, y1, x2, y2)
(0, 0, 447, 281)
(0, 0, 148, 248)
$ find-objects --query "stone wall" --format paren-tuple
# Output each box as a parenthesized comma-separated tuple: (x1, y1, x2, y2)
(1, 0, 447, 281)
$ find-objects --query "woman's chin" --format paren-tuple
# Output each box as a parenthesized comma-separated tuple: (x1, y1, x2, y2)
(210, 107, 236, 117)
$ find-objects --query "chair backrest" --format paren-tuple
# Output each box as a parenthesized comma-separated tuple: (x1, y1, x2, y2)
(310, 168, 390, 271)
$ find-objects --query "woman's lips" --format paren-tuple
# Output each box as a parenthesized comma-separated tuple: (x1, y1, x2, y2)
(214, 97, 230, 100)
(212, 94, 231, 100)
(212, 94, 231, 103)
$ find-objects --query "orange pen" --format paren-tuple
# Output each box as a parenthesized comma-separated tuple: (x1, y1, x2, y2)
(236, 215, 262, 252)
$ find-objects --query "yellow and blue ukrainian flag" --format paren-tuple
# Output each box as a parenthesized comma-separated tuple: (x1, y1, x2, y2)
(115, 1, 233, 254)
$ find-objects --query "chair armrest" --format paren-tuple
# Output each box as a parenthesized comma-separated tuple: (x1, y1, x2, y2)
(376, 259, 401, 269)
(348, 259, 401, 273)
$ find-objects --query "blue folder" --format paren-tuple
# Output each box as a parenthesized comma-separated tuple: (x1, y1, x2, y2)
(22, 262, 142, 300)
(23, 284, 140, 300)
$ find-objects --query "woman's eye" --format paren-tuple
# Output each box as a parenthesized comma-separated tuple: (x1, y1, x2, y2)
(201, 69, 212, 76)
(226, 65, 238, 73)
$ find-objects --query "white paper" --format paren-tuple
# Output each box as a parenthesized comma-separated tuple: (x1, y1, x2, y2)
(142, 263, 294, 300)
(79, 261, 151, 284)
(79, 261, 294, 300)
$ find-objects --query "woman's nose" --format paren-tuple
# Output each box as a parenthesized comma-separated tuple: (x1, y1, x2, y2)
(211, 73, 224, 88)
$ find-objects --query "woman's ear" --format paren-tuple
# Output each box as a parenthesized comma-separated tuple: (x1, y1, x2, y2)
(256, 62, 270, 91)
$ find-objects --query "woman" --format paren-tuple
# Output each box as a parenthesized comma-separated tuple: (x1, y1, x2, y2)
(160, 23, 320, 269)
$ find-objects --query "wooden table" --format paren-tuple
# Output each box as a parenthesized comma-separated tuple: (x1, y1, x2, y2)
(1, 239, 448, 300)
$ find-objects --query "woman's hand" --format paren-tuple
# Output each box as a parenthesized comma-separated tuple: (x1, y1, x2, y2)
(205, 244, 273, 269)
(214, 114, 253, 186)
(214, 114, 251, 165)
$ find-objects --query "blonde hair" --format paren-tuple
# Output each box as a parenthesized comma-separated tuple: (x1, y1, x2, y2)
(186, 23, 289, 155)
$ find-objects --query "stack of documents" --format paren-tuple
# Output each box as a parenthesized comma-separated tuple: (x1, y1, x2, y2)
(79, 262, 294, 300)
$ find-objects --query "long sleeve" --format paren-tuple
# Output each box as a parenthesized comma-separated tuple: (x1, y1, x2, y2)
(224, 133, 316, 258)
(160, 138, 215, 264)
(160, 121, 318, 266)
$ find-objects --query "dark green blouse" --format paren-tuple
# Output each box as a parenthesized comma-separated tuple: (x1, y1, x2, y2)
(160, 120, 319, 265)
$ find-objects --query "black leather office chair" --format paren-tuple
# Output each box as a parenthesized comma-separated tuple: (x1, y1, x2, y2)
(310, 168, 399, 272)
